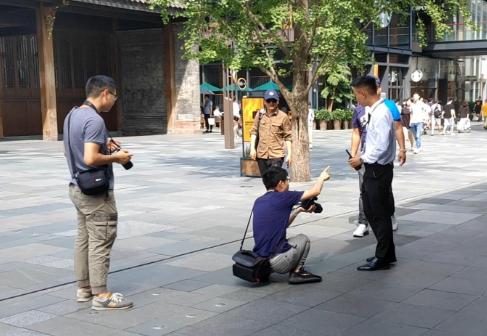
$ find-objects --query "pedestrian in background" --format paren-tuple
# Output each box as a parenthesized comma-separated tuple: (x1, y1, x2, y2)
(250, 90, 292, 175)
(482, 99, 487, 129)
(474, 97, 482, 121)
(401, 99, 415, 150)
(430, 100, 442, 136)
(457, 101, 471, 133)
(202, 94, 214, 133)
(410, 93, 429, 154)
(442, 98, 456, 135)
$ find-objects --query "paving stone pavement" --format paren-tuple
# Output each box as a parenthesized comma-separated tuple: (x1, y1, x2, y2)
(0, 124, 487, 335)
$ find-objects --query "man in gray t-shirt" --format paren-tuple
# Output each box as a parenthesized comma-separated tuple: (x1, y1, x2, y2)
(63, 75, 133, 311)
(64, 105, 115, 189)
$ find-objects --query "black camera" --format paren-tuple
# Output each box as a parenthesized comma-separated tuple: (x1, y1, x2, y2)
(300, 197, 323, 213)
(110, 141, 133, 170)
(122, 160, 133, 170)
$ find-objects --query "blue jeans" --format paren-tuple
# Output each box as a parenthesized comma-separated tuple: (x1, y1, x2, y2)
(410, 122, 423, 149)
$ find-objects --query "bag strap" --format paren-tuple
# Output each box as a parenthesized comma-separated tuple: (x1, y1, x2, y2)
(66, 108, 78, 178)
(239, 205, 279, 256)
(67, 101, 114, 178)
(256, 109, 264, 133)
(239, 209, 253, 251)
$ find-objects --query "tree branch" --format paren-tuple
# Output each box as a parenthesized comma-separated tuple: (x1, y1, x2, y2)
(241, 2, 291, 57)
(259, 66, 292, 102)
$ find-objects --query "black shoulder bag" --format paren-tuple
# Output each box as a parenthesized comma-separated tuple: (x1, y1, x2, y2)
(232, 210, 272, 283)
(66, 106, 110, 196)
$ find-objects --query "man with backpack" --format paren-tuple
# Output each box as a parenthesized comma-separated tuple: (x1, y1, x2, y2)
(442, 98, 456, 135)
(430, 100, 442, 136)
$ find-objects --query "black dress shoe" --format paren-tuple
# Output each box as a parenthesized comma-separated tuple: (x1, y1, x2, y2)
(366, 256, 397, 263)
(288, 269, 322, 284)
(357, 257, 390, 271)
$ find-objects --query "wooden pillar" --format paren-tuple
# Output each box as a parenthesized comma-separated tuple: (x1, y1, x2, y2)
(163, 23, 176, 131)
(111, 19, 123, 133)
(0, 98, 4, 138)
(37, 4, 58, 141)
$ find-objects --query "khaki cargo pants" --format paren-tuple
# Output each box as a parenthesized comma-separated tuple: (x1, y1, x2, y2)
(69, 185, 117, 294)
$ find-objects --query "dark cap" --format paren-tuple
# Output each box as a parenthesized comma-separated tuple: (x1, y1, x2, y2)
(264, 90, 279, 101)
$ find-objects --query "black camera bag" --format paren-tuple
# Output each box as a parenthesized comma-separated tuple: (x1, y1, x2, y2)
(75, 167, 109, 196)
(232, 210, 272, 283)
(232, 250, 271, 283)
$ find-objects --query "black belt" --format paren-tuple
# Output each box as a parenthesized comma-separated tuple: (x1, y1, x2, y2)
(364, 162, 393, 167)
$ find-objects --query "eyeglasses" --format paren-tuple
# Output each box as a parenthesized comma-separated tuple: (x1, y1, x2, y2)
(265, 99, 278, 104)
(108, 91, 118, 100)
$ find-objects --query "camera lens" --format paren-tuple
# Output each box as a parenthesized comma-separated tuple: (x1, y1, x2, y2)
(122, 161, 133, 170)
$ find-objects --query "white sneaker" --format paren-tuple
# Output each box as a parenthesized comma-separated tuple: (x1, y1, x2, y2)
(392, 216, 398, 231)
(92, 292, 133, 311)
(76, 288, 93, 302)
(353, 224, 369, 238)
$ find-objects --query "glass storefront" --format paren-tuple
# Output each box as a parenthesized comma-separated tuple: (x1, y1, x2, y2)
(435, 0, 487, 41)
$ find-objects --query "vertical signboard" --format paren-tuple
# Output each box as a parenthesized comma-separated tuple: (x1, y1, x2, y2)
(241, 97, 264, 142)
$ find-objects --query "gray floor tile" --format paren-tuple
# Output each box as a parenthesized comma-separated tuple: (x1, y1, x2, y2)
(315, 292, 396, 318)
(252, 323, 314, 336)
(0, 323, 51, 336)
(429, 275, 487, 295)
(370, 302, 455, 329)
(344, 319, 429, 336)
(283, 308, 365, 335)
(0, 294, 65, 319)
(0, 310, 56, 327)
(28, 316, 121, 336)
(174, 315, 272, 336)
(404, 289, 479, 311)
(265, 283, 343, 307)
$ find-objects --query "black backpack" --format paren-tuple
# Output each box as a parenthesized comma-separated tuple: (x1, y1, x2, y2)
(433, 105, 441, 118)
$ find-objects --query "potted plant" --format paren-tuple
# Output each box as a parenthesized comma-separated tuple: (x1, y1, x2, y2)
(331, 109, 344, 130)
(341, 109, 353, 129)
(315, 109, 332, 130)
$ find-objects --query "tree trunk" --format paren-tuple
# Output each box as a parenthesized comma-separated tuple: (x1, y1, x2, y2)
(327, 98, 335, 112)
(288, 94, 311, 182)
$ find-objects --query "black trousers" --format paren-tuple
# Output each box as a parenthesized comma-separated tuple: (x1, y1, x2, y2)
(257, 157, 284, 176)
(362, 162, 396, 262)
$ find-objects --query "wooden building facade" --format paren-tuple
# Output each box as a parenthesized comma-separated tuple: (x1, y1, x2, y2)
(0, 0, 200, 139)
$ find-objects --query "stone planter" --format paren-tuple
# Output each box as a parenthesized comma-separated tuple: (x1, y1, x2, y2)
(319, 120, 327, 130)
(342, 120, 350, 129)
(333, 120, 341, 130)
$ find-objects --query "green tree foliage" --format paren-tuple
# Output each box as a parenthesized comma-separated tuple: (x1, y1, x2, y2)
(320, 63, 354, 112)
(151, 0, 469, 181)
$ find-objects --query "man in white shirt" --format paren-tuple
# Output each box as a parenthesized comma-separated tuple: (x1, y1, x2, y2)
(409, 94, 429, 153)
(349, 75, 405, 271)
